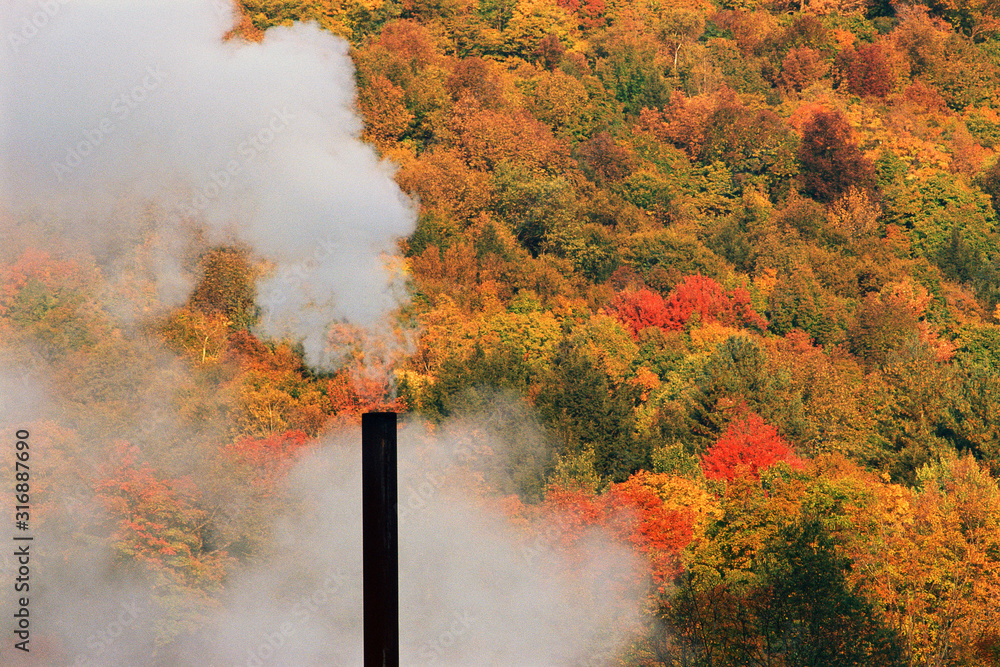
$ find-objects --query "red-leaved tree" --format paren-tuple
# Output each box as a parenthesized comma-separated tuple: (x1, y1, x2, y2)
(537, 484, 605, 548)
(224, 430, 311, 492)
(700, 413, 803, 481)
(610, 276, 767, 338)
(554, 0, 606, 29)
(839, 43, 895, 99)
(95, 441, 233, 590)
(798, 109, 877, 203)
(608, 288, 672, 338)
(538, 473, 695, 587)
(663, 274, 767, 332)
(601, 474, 694, 586)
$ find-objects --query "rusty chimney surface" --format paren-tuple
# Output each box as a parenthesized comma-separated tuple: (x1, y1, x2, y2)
(362, 412, 399, 667)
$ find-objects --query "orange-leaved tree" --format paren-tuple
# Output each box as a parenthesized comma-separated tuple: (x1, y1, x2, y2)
(843, 453, 1000, 666)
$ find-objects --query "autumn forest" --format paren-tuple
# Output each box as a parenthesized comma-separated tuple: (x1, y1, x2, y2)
(4, 0, 1000, 663)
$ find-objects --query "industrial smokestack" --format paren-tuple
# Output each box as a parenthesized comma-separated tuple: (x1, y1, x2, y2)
(362, 412, 398, 666)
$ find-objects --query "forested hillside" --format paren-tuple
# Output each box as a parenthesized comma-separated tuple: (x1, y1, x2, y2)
(5, 0, 1000, 663)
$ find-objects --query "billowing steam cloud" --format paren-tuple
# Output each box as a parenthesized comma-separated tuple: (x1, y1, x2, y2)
(2, 0, 415, 366)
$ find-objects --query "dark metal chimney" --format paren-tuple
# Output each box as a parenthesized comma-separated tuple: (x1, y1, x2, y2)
(362, 412, 398, 667)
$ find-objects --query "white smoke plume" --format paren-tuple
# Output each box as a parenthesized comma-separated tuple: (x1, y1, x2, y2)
(177, 423, 646, 666)
(1, 0, 416, 366)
